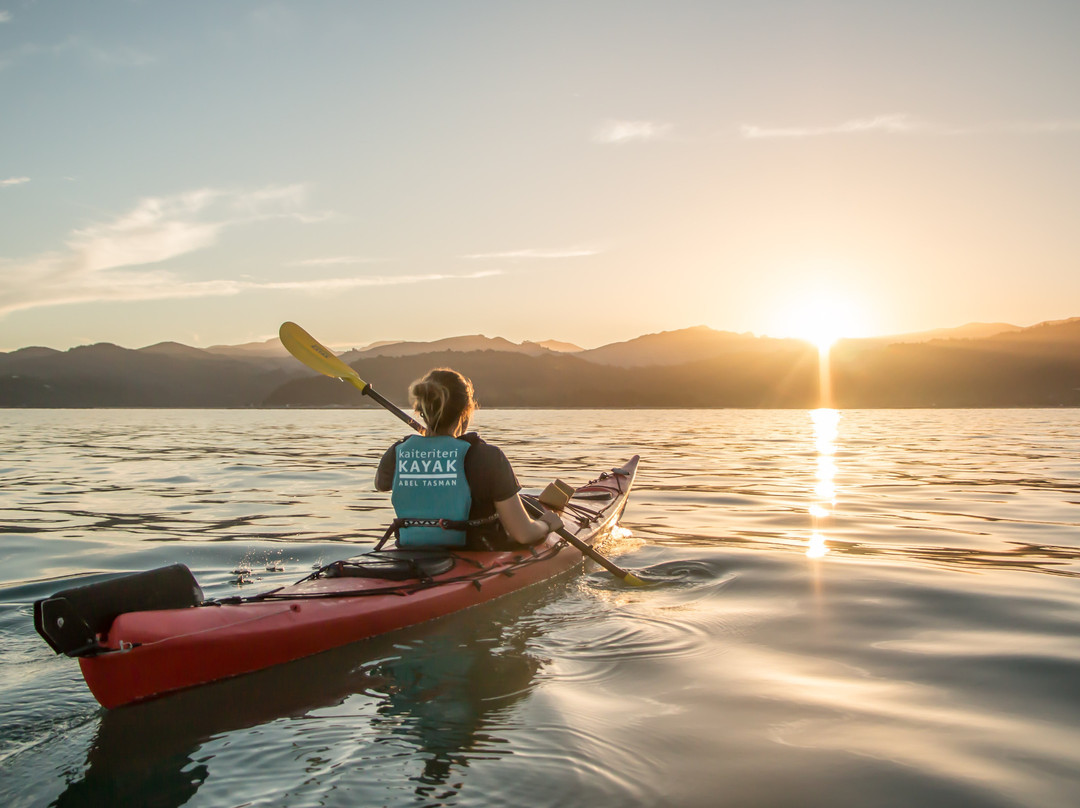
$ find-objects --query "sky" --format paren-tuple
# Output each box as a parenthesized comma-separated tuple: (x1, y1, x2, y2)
(2, 1, 1079, 352)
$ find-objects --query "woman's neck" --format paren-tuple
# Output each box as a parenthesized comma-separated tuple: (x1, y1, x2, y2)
(426, 417, 467, 438)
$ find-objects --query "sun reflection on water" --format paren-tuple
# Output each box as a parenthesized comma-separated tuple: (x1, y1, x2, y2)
(808, 408, 841, 558)
(806, 531, 829, 559)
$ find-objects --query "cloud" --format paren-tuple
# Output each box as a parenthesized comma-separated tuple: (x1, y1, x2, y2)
(61, 186, 311, 273)
(593, 120, 673, 144)
(54, 35, 156, 67)
(0, 262, 503, 317)
(1, 176, 30, 187)
(741, 114, 927, 139)
(254, 271, 502, 291)
(288, 256, 387, 267)
(741, 114, 1080, 139)
(997, 120, 1080, 134)
(0, 187, 501, 317)
(0, 11, 11, 23)
(249, 3, 297, 36)
(67, 192, 229, 273)
(464, 247, 602, 260)
(0, 185, 299, 315)
(1, 35, 156, 71)
(289, 211, 338, 224)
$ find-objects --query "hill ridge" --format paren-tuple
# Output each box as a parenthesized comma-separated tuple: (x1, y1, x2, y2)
(2, 318, 1078, 408)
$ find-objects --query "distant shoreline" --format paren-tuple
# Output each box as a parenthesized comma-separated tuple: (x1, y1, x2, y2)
(4, 405, 1079, 411)
(4, 318, 1079, 409)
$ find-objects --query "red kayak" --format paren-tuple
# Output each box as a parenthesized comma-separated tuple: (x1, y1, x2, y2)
(35, 456, 639, 709)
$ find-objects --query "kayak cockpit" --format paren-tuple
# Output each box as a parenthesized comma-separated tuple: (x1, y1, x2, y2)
(321, 550, 458, 581)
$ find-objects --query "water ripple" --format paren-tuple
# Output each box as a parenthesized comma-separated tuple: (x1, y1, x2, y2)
(3, 409, 1080, 808)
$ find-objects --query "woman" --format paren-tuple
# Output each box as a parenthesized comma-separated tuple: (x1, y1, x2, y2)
(375, 368, 562, 549)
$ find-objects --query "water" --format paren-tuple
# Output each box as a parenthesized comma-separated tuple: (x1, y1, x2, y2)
(2, 409, 1080, 807)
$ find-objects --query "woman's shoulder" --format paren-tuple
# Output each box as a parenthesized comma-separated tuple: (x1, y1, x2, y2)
(460, 433, 519, 496)
(460, 432, 511, 460)
(460, 431, 496, 449)
(383, 435, 412, 452)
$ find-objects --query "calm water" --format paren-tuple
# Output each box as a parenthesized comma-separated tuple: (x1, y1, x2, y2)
(2, 409, 1080, 808)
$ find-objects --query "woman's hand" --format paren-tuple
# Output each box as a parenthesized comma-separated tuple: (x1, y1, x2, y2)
(495, 495, 564, 545)
(538, 510, 564, 535)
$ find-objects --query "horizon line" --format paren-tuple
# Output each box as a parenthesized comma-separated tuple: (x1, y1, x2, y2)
(4, 316, 1075, 355)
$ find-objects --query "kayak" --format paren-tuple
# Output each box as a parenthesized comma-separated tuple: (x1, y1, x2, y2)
(35, 456, 639, 709)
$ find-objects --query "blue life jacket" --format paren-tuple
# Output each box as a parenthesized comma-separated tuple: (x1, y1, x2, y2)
(391, 435, 472, 547)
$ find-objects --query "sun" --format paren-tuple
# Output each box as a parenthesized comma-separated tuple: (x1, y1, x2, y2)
(790, 312, 843, 352)
(768, 291, 867, 350)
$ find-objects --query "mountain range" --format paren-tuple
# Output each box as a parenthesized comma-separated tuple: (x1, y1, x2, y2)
(2, 319, 1078, 408)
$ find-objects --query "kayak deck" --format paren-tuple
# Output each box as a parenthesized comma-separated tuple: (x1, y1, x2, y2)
(57, 456, 640, 708)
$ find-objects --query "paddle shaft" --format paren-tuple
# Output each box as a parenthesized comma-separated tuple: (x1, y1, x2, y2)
(356, 380, 424, 432)
(522, 497, 645, 586)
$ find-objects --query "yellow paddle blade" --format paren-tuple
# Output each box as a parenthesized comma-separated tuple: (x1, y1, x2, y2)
(279, 322, 368, 390)
(623, 571, 648, 587)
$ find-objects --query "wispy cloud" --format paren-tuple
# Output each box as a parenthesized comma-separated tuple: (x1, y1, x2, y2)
(253, 271, 502, 291)
(0, 185, 300, 315)
(0, 187, 500, 316)
(741, 114, 927, 139)
(54, 35, 156, 67)
(1, 176, 30, 187)
(464, 247, 602, 260)
(67, 190, 232, 273)
(593, 120, 673, 144)
(1, 35, 156, 71)
(287, 256, 387, 267)
(994, 120, 1080, 134)
(249, 3, 297, 36)
(0, 11, 12, 23)
(0, 263, 503, 317)
(741, 114, 1080, 139)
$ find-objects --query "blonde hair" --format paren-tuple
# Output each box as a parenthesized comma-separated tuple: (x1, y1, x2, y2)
(409, 368, 477, 435)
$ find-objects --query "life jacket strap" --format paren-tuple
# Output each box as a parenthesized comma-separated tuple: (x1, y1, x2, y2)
(374, 513, 500, 551)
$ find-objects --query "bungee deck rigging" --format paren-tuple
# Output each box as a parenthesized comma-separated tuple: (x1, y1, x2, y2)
(206, 488, 620, 605)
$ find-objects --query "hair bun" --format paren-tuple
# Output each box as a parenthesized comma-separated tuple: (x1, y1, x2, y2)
(408, 368, 476, 434)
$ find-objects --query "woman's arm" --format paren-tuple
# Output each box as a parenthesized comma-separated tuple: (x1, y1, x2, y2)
(374, 440, 405, 491)
(494, 494, 564, 545)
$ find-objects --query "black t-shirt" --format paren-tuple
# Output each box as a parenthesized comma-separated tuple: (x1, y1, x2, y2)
(375, 432, 521, 549)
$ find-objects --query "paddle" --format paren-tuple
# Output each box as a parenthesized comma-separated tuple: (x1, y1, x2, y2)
(520, 497, 646, 586)
(279, 321, 647, 587)
(279, 321, 423, 432)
